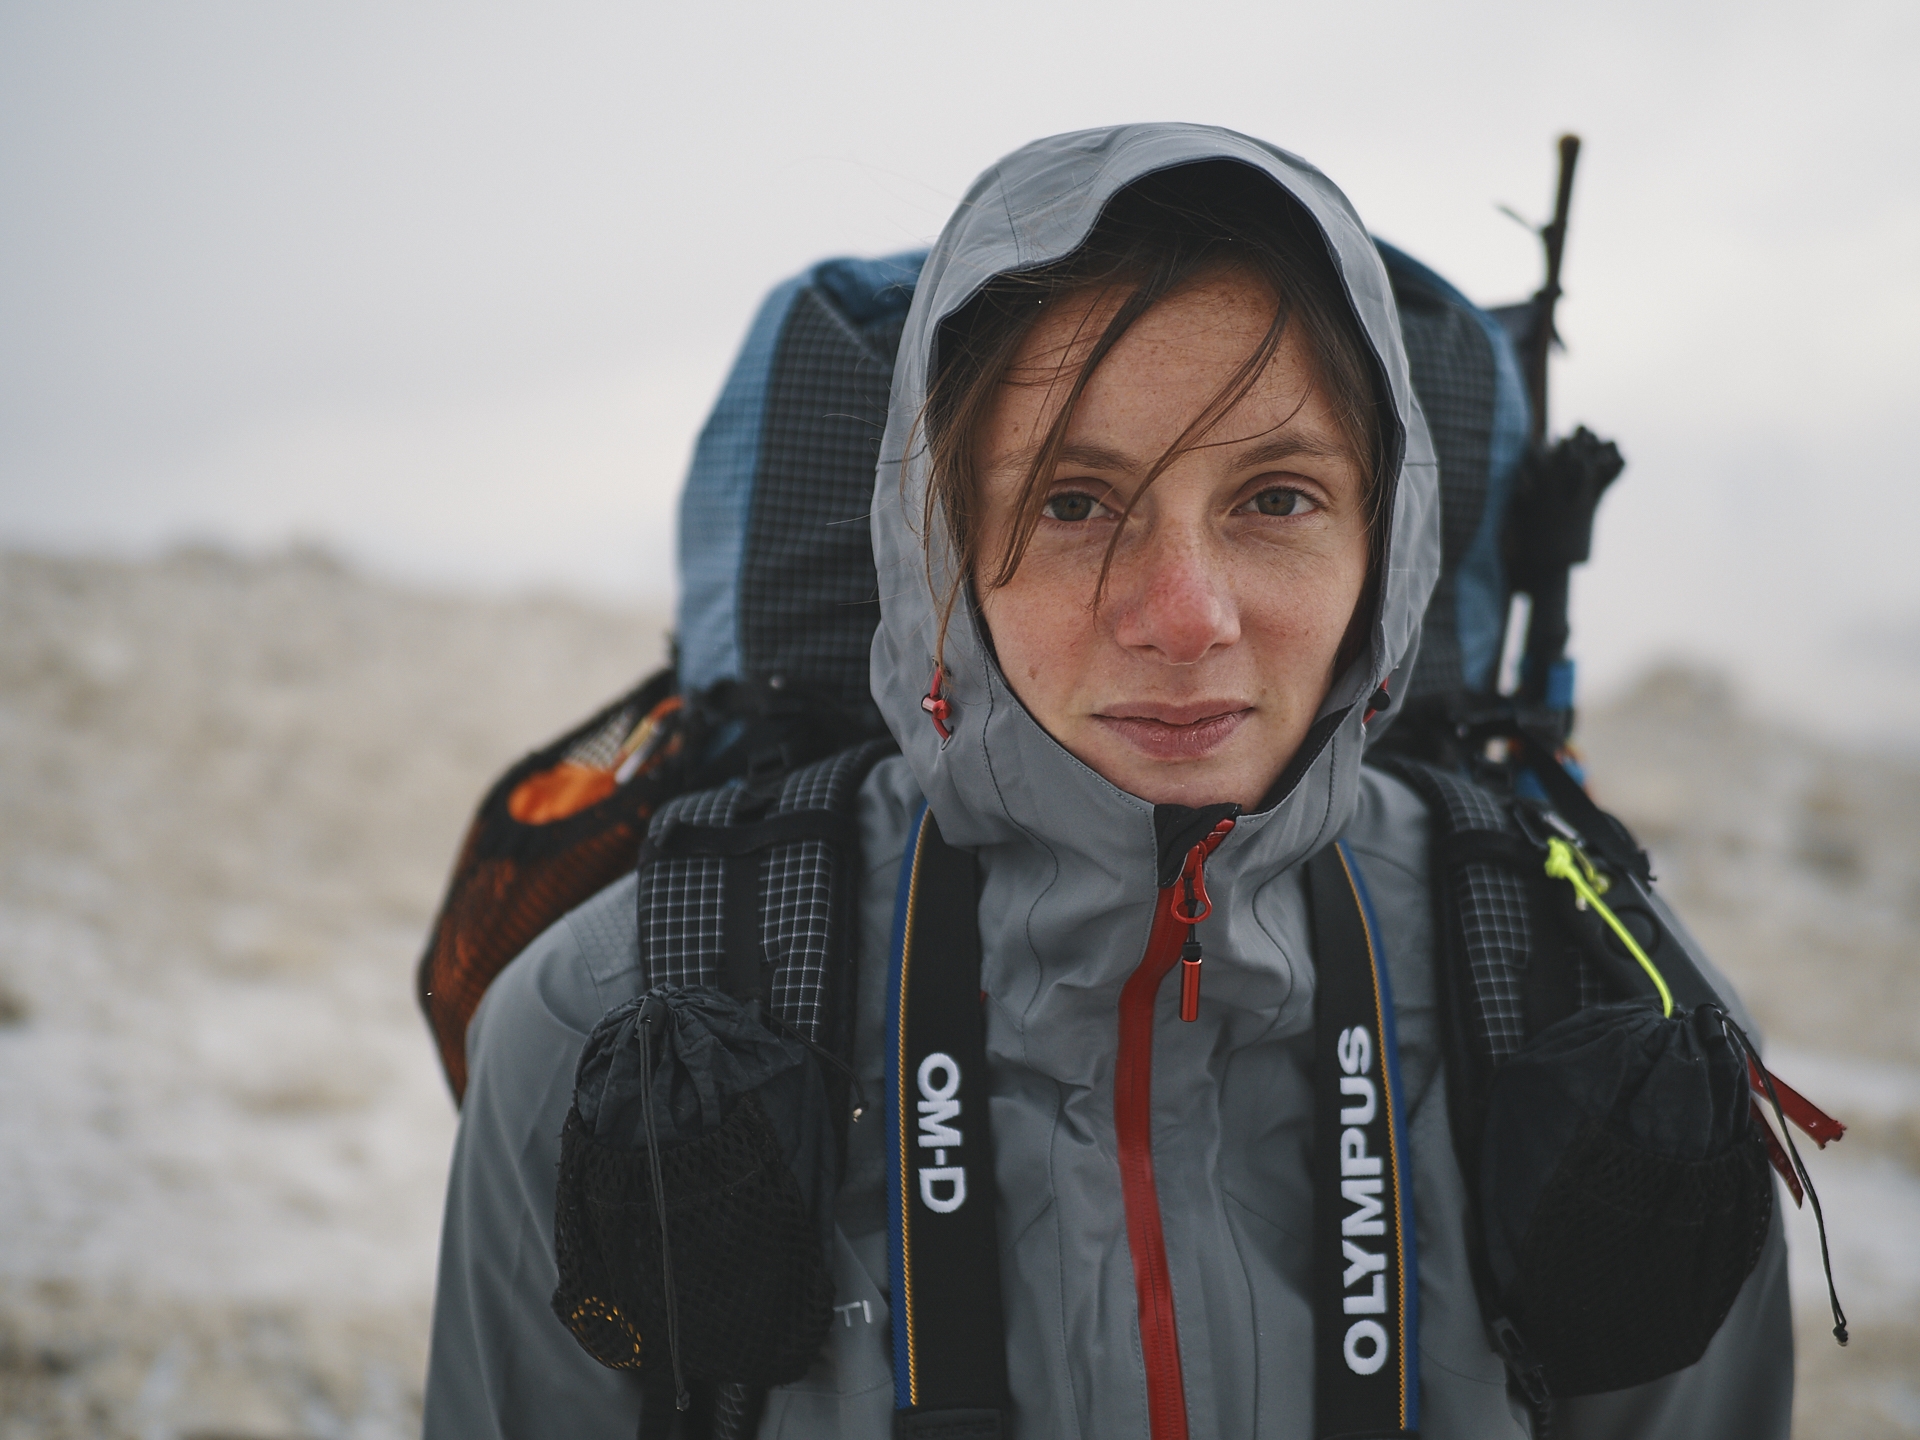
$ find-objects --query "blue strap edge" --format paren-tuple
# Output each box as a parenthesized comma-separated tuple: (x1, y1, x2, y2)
(884, 802, 929, 1411)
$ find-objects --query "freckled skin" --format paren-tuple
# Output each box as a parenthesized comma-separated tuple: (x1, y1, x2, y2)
(974, 269, 1371, 810)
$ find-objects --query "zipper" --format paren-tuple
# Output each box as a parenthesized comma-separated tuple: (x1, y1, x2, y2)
(1114, 817, 1234, 1440)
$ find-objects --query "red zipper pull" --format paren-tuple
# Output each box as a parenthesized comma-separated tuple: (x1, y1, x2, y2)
(1174, 819, 1235, 1022)
(1178, 933, 1203, 1022)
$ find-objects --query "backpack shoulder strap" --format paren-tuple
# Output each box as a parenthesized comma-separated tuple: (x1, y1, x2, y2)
(1363, 754, 1588, 1414)
(1367, 753, 1756, 1415)
(637, 737, 894, 1052)
(1367, 753, 1594, 1093)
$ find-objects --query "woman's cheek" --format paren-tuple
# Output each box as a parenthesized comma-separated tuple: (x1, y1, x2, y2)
(1001, 590, 1067, 689)
(984, 582, 1089, 731)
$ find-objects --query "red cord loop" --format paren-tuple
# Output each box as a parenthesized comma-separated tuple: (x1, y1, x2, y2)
(1173, 850, 1211, 924)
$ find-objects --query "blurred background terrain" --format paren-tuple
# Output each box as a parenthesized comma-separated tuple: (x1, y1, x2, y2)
(1, 549, 1915, 1438)
(0, 549, 664, 1439)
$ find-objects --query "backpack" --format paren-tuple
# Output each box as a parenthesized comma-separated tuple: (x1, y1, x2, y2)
(420, 174, 1845, 1438)
(413, 235, 1541, 1098)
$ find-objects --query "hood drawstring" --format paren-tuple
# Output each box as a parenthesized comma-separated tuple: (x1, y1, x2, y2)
(1176, 819, 1236, 1022)
(921, 666, 953, 742)
(1363, 681, 1393, 726)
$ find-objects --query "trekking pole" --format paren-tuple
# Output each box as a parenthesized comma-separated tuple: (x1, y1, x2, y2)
(1525, 134, 1581, 449)
(1506, 134, 1624, 722)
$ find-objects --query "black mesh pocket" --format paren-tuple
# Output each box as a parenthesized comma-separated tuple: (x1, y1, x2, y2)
(1480, 1001, 1775, 1397)
(1511, 1118, 1772, 1395)
(552, 1090, 834, 1387)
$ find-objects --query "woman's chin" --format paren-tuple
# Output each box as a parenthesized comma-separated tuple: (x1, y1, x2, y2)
(1081, 733, 1290, 811)
(1078, 709, 1304, 809)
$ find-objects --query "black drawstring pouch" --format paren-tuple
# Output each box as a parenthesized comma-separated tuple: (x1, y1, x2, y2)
(1479, 1001, 1773, 1396)
(550, 984, 836, 1395)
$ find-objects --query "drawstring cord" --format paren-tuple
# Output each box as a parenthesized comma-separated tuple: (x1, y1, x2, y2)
(1716, 1009, 1849, 1346)
(767, 1008, 868, 1122)
(636, 996, 692, 1410)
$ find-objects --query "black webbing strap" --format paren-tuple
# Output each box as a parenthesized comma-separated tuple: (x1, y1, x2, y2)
(642, 808, 861, 1002)
(1508, 726, 1649, 883)
(885, 806, 1008, 1439)
(642, 809, 863, 862)
(1307, 841, 1421, 1440)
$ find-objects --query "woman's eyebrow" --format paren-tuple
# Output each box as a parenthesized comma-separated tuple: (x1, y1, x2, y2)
(1047, 435, 1347, 474)
(1054, 442, 1135, 471)
(1040, 433, 1346, 476)
(1229, 434, 1349, 467)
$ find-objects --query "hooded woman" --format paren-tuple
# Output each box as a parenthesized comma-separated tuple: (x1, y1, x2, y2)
(425, 124, 1793, 1439)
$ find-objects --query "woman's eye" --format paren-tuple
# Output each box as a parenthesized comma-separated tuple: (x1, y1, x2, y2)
(1044, 492, 1105, 523)
(1247, 487, 1315, 517)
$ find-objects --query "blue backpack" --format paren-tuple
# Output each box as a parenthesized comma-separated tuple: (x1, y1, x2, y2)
(418, 222, 1600, 1117)
(664, 235, 1626, 769)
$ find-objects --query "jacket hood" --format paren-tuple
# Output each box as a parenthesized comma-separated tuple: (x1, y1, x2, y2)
(871, 122, 1439, 883)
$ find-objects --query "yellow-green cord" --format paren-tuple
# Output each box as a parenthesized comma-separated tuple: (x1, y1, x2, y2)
(1543, 837, 1675, 1017)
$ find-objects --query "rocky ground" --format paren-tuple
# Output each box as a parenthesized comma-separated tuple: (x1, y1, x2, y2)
(0, 549, 1914, 1437)
(0, 548, 666, 1439)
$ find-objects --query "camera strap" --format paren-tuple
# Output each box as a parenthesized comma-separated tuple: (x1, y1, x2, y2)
(884, 804, 1009, 1439)
(1307, 840, 1422, 1439)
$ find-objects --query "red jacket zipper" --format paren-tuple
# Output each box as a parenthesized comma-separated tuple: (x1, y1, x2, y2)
(1114, 818, 1234, 1440)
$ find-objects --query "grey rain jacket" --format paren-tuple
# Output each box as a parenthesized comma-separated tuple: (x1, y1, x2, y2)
(425, 124, 1793, 1439)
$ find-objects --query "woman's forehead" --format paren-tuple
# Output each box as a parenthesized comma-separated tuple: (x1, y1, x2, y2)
(988, 276, 1336, 462)
(1005, 266, 1280, 373)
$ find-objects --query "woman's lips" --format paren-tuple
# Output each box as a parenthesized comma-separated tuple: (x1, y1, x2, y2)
(1092, 704, 1251, 761)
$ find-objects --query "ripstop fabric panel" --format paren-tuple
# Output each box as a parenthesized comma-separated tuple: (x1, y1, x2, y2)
(678, 252, 924, 704)
(678, 276, 808, 696)
(1377, 242, 1496, 704)
(737, 264, 918, 711)
(1375, 243, 1530, 696)
(1455, 302, 1529, 691)
(637, 739, 891, 1044)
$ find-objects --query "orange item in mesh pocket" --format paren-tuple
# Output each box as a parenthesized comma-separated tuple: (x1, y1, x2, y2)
(417, 671, 685, 1101)
(508, 763, 620, 825)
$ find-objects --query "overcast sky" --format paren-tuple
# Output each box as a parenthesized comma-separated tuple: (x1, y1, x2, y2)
(3, 1, 1916, 739)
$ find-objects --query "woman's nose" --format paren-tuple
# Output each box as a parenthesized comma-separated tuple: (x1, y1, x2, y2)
(1110, 530, 1241, 665)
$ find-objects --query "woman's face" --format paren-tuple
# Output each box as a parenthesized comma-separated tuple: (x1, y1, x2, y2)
(973, 268, 1373, 810)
